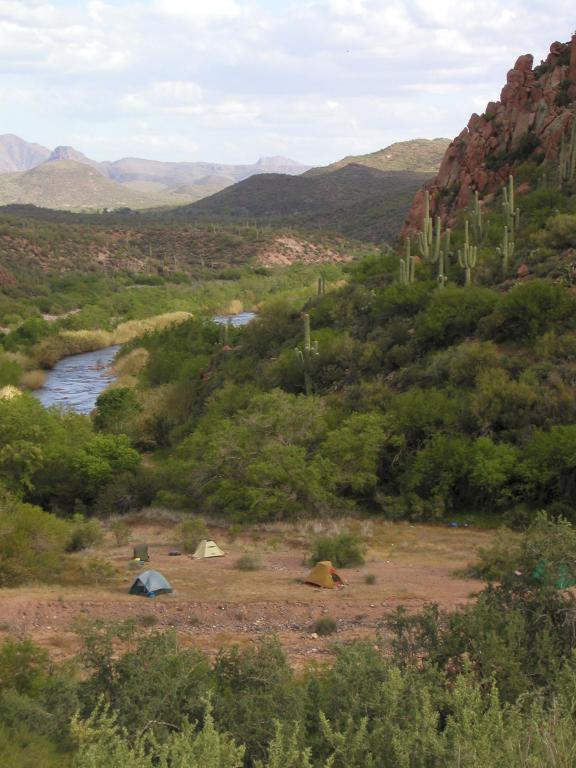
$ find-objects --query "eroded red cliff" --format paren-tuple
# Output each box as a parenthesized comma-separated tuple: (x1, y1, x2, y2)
(404, 35, 576, 232)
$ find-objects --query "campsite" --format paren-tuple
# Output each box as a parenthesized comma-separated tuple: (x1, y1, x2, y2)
(0, 518, 490, 664)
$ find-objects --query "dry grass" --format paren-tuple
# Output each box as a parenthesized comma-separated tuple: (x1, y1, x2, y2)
(226, 299, 244, 314)
(110, 348, 149, 379)
(112, 312, 192, 343)
(31, 312, 192, 369)
(19, 368, 46, 389)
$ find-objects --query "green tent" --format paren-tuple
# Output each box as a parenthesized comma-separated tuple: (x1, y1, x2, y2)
(129, 570, 173, 598)
(531, 561, 576, 589)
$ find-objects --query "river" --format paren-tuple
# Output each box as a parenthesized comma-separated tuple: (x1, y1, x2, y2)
(33, 311, 255, 414)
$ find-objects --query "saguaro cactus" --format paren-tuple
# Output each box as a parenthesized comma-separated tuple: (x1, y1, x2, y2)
(295, 313, 319, 396)
(399, 238, 416, 284)
(559, 116, 576, 186)
(417, 190, 433, 259)
(496, 225, 515, 276)
(471, 190, 485, 245)
(458, 221, 477, 286)
(437, 228, 451, 288)
(317, 275, 326, 296)
(502, 175, 520, 236)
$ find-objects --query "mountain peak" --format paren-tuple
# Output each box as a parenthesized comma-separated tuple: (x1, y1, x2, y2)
(0, 134, 50, 172)
(48, 146, 103, 173)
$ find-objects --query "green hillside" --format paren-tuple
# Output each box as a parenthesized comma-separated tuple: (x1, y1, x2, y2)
(304, 138, 450, 176)
(174, 164, 432, 243)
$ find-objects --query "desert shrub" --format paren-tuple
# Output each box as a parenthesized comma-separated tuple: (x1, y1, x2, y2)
(0, 356, 21, 387)
(0, 639, 49, 695)
(405, 433, 471, 515)
(71, 703, 243, 768)
(66, 514, 103, 552)
(523, 424, 576, 505)
(415, 287, 497, 350)
(483, 280, 576, 342)
(110, 520, 130, 546)
(0, 491, 70, 586)
(0, 726, 71, 768)
(93, 387, 141, 433)
(176, 516, 208, 553)
(318, 412, 387, 495)
(313, 617, 337, 636)
(310, 532, 365, 568)
(79, 627, 212, 736)
(234, 554, 262, 571)
(213, 637, 302, 764)
(471, 512, 576, 586)
(63, 558, 117, 586)
(364, 573, 377, 585)
(445, 340, 501, 387)
(370, 281, 432, 323)
(137, 614, 158, 628)
(387, 387, 463, 449)
(471, 370, 538, 434)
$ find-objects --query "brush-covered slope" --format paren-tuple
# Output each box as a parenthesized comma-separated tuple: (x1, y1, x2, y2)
(304, 138, 450, 177)
(0, 161, 181, 211)
(174, 163, 433, 243)
(0, 205, 360, 291)
(406, 35, 576, 230)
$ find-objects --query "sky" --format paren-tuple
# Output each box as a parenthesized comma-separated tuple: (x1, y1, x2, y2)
(0, 0, 574, 166)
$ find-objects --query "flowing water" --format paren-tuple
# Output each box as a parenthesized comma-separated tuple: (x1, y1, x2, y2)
(33, 312, 256, 414)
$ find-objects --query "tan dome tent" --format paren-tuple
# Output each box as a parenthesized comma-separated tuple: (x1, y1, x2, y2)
(193, 539, 225, 559)
(305, 560, 345, 589)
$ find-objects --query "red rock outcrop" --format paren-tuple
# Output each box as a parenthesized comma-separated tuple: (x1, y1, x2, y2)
(404, 36, 576, 232)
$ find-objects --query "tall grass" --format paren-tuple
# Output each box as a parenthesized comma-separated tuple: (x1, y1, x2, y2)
(31, 313, 192, 368)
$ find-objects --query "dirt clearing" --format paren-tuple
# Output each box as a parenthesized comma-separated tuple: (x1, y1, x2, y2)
(0, 520, 496, 665)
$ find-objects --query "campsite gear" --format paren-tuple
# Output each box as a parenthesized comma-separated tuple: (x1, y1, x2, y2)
(129, 570, 173, 598)
(531, 560, 576, 589)
(305, 560, 345, 589)
(193, 539, 225, 559)
(168, 550, 182, 556)
(133, 543, 149, 562)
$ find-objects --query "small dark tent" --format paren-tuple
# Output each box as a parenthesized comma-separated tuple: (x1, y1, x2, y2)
(133, 544, 149, 561)
(129, 570, 172, 598)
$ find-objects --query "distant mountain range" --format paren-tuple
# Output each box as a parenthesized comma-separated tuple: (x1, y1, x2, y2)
(0, 134, 311, 210)
(0, 135, 450, 240)
(173, 139, 450, 243)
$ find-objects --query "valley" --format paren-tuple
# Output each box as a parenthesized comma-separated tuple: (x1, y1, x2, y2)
(2, 18, 576, 768)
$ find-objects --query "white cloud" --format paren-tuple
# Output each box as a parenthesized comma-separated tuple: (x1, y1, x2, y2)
(0, 0, 575, 163)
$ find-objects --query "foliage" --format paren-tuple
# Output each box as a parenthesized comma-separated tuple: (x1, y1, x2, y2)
(66, 514, 104, 552)
(312, 617, 337, 636)
(176, 516, 209, 553)
(0, 489, 71, 586)
(309, 533, 365, 568)
(110, 521, 130, 546)
(234, 554, 262, 571)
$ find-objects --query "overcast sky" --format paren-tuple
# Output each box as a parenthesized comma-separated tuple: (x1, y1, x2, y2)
(1, 0, 574, 165)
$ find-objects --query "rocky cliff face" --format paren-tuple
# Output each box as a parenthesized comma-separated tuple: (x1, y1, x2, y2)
(405, 35, 576, 231)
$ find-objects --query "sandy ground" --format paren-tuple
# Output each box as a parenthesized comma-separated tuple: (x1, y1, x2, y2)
(0, 520, 495, 665)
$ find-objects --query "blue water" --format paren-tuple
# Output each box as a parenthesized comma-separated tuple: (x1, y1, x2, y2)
(213, 311, 255, 327)
(33, 311, 256, 413)
(33, 345, 121, 414)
